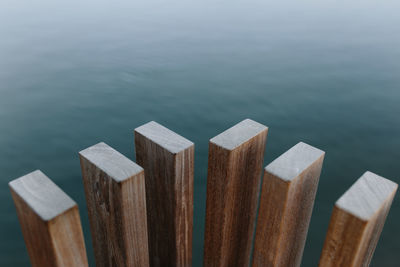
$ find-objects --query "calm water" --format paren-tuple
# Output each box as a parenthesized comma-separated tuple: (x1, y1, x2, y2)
(1, 0, 400, 266)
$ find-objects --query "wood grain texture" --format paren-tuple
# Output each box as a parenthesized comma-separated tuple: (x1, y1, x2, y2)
(134, 121, 194, 267)
(9, 170, 88, 267)
(79, 142, 149, 267)
(252, 142, 325, 267)
(204, 119, 268, 267)
(319, 171, 398, 267)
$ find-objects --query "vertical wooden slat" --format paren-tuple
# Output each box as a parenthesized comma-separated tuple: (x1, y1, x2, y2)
(79, 142, 149, 267)
(319, 171, 397, 267)
(9, 170, 88, 267)
(252, 142, 325, 267)
(204, 119, 268, 267)
(134, 121, 194, 267)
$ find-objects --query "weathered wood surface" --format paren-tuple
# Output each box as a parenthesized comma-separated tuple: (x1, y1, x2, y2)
(252, 142, 325, 267)
(319, 171, 397, 267)
(204, 119, 268, 267)
(9, 170, 88, 267)
(135, 121, 194, 267)
(79, 142, 149, 267)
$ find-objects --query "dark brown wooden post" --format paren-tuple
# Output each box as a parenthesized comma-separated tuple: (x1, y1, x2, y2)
(252, 142, 325, 267)
(204, 119, 268, 267)
(135, 121, 194, 267)
(79, 142, 149, 267)
(9, 170, 88, 267)
(319, 171, 397, 267)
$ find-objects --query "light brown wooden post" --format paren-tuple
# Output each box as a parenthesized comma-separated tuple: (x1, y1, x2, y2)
(79, 142, 149, 267)
(204, 119, 268, 267)
(319, 171, 397, 267)
(252, 142, 325, 267)
(9, 170, 88, 267)
(134, 121, 194, 267)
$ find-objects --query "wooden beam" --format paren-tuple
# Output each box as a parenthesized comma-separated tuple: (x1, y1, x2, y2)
(79, 142, 149, 267)
(134, 121, 194, 267)
(319, 171, 398, 267)
(9, 170, 88, 267)
(204, 119, 268, 267)
(252, 142, 325, 267)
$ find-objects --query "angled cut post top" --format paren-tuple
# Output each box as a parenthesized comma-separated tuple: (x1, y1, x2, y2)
(210, 118, 268, 150)
(336, 171, 398, 221)
(135, 121, 194, 154)
(9, 170, 76, 221)
(265, 141, 325, 181)
(79, 142, 143, 182)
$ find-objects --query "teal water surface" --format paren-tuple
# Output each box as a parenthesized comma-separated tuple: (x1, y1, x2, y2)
(1, 0, 400, 266)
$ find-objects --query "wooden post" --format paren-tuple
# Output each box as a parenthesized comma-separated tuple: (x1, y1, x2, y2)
(252, 142, 325, 267)
(9, 170, 88, 267)
(134, 121, 194, 267)
(319, 171, 397, 267)
(204, 119, 268, 267)
(79, 142, 149, 267)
